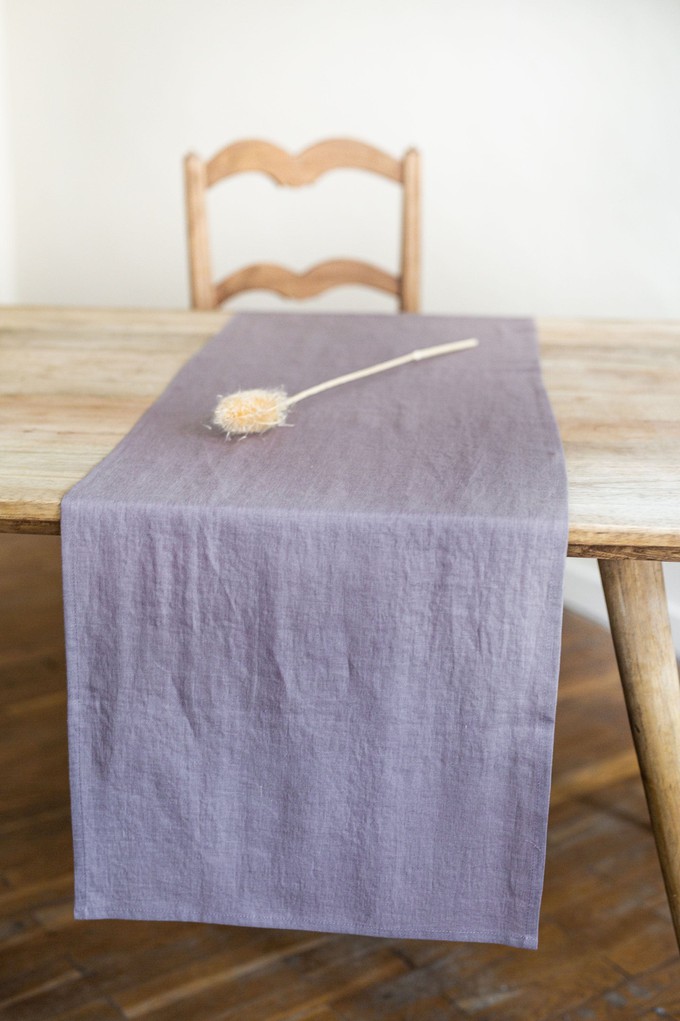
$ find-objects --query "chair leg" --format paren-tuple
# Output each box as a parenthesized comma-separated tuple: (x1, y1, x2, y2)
(599, 558, 680, 952)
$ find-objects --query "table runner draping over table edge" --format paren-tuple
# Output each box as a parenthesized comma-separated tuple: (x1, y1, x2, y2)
(61, 312, 568, 949)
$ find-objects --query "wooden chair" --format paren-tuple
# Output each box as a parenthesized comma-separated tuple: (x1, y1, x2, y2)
(184, 139, 420, 312)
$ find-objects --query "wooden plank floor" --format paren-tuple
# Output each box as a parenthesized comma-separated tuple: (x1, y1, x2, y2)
(1, 533, 680, 1020)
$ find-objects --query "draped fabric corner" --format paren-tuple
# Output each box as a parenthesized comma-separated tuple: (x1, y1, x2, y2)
(61, 312, 568, 948)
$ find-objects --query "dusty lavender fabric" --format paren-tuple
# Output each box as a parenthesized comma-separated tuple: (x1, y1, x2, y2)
(61, 312, 567, 949)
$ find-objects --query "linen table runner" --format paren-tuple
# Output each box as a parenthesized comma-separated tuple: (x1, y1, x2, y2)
(61, 313, 568, 949)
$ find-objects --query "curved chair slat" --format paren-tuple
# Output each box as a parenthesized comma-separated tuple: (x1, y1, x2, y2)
(207, 138, 402, 187)
(215, 259, 400, 304)
(185, 138, 420, 312)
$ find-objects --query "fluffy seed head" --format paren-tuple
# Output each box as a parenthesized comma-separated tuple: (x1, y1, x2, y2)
(212, 388, 289, 436)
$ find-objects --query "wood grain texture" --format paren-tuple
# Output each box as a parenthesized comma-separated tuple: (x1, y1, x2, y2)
(205, 138, 403, 187)
(214, 260, 399, 305)
(184, 155, 216, 311)
(599, 559, 680, 950)
(1, 308, 680, 558)
(3, 533, 680, 1019)
(184, 138, 419, 311)
(399, 148, 420, 313)
(538, 316, 680, 558)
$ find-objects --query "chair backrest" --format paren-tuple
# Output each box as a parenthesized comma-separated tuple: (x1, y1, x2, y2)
(184, 138, 420, 312)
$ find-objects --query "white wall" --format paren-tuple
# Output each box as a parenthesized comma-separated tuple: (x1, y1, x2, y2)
(2, 0, 680, 646)
(0, 1, 14, 302)
(4, 0, 680, 316)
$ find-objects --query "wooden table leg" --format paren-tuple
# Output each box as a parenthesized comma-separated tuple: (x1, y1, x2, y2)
(599, 558, 680, 950)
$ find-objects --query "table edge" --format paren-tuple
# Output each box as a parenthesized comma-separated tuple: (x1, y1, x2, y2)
(2, 512, 680, 561)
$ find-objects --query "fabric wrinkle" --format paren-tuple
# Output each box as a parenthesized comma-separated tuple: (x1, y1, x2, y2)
(61, 312, 567, 948)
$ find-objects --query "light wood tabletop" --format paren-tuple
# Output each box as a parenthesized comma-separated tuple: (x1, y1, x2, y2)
(2, 305, 680, 950)
(1, 306, 679, 557)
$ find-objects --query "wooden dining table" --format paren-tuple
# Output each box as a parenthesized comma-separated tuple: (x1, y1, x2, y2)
(2, 305, 680, 945)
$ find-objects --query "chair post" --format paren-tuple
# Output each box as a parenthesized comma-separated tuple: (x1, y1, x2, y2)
(184, 154, 216, 310)
(400, 148, 421, 313)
